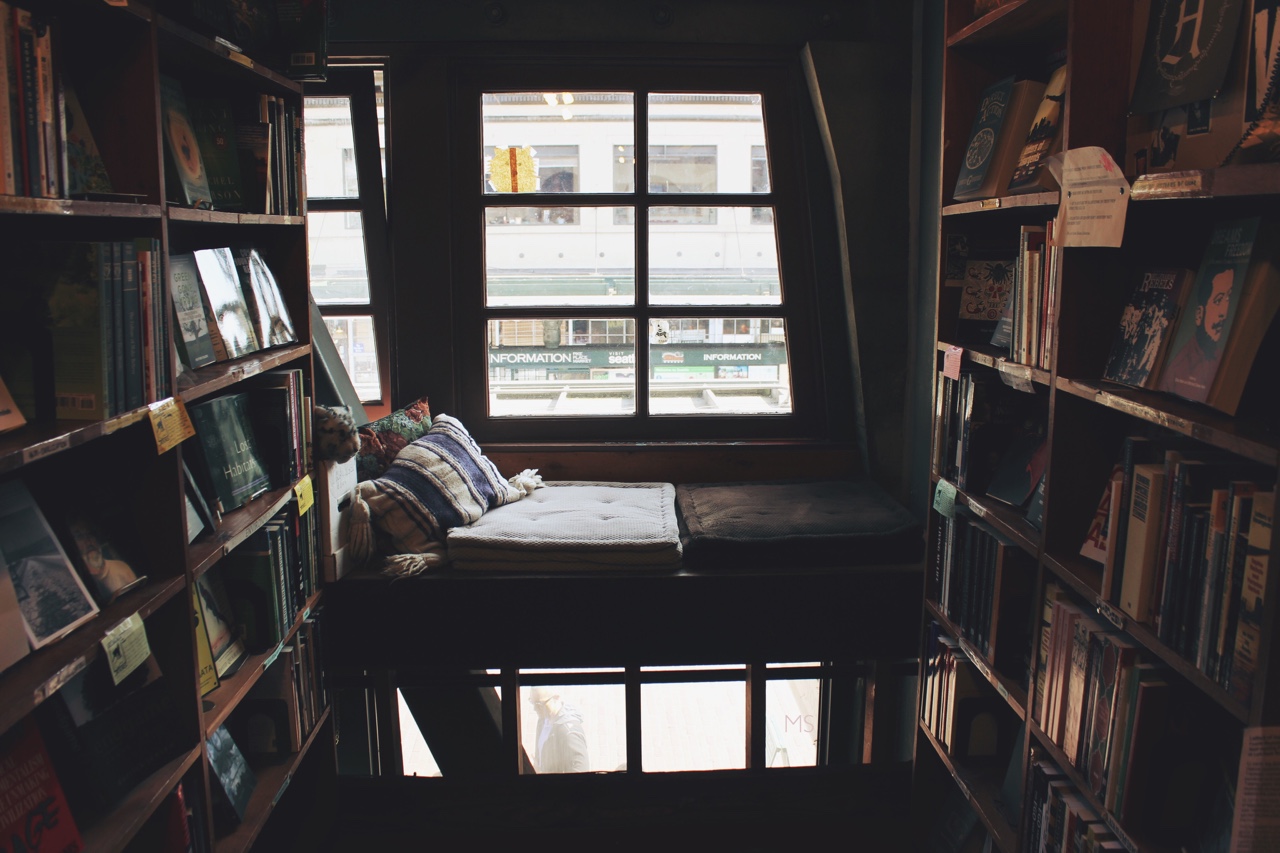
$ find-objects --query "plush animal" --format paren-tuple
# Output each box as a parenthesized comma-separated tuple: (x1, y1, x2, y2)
(313, 404, 360, 463)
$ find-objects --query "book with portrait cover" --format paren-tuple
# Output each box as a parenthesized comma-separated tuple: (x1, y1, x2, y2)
(1102, 267, 1194, 390)
(1007, 63, 1068, 195)
(193, 247, 261, 362)
(0, 717, 83, 853)
(187, 392, 271, 515)
(1157, 218, 1273, 407)
(62, 513, 146, 607)
(195, 570, 247, 681)
(0, 480, 99, 650)
(160, 75, 211, 208)
(233, 247, 297, 348)
(953, 76, 1046, 202)
(169, 252, 217, 370)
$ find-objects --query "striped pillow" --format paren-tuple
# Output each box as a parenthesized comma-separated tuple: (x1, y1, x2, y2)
(355, 414, 524, 556)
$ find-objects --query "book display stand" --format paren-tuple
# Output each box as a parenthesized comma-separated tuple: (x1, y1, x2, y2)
(0, 2, 333, 851)
(915, 2, 1280, 851)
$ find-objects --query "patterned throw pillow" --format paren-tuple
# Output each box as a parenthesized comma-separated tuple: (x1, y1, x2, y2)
(355, 396, 432, 482)
(354, 414, 524, 556)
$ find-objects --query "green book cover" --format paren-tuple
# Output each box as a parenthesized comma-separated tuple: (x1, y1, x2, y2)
(44, 241, 112, 420)
(187, 392, 271, 514)
(187, 97, 246, 212)
(169, 252, 217, 369)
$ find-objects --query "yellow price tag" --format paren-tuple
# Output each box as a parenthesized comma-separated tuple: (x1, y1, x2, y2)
(149, 397, 195, 454)
(294, 474, 314, 516)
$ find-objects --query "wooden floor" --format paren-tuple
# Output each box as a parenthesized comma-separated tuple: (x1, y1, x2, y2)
(318, 764, 915, 852)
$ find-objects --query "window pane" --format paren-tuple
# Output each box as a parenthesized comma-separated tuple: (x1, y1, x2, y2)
(483, 92, 634, 194)
(399, 689, 442, 777)
(304, 95, 358, 199)
(489, 318, 636, 417)
(324, 315, 383, 402)
(766, 678, 820, 768)
(520, 684, 625, 774)
(648, 93, 769, 194)
(641, 681, 745, 771)
(650, 207, 780, 306)
(485, 208, 635, 307)
(649, 317, 791, 415)
(309, 211, 371, 304)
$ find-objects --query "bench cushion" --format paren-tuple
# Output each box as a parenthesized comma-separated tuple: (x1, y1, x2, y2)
(676, 479, 922, 572)
(447, 482, 682, 572)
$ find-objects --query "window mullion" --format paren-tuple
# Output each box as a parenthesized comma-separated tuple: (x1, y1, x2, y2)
(635, 90, 651, 415)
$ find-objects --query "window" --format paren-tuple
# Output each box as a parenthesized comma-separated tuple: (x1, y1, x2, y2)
(453, 60, 824, 442)
(304, 67, 391, 406)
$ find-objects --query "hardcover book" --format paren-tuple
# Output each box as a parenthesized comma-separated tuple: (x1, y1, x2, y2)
(169, 252, 217, 370)
(1007, 63, 1068, 195)
(187, 392, 272, 514)
(1101, 267, 1194, 390)
(193, 247, 262, 361)
(63, 513, 146, 606)
(160, 75, 212, 208)
(187, 96, 246, 211)
(62, 80, 112, 198)
(194, 570, 247, 680)
(0, 480, 99, 649)
(0, 717, 83, 853)
(206, 724, 257, 831)
(43, 241, 113, 420)
(953, 76, 1047, 202)
(234, 247, 297, 348)
(1157, 218, 1261, 404)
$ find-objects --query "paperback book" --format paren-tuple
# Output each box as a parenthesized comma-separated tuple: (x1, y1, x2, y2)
(1102, 267, 1194, 390)
(193, 247, 262, 361)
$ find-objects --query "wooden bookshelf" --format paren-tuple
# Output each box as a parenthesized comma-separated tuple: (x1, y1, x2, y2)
(0, 2, 333, 850)
(914, 1, 1280, 851)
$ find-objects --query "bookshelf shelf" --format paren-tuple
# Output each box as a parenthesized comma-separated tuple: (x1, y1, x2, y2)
(214, 706, 333, 853)
(81, 748, 202, 853)
(1054, 378, 1279, 467)
(916, 1, 1280, 850)
(187, 486, 297, 578)
(0, 576, 187, 737)
(942, 190, 1059, 217)
(0, 196, 163, 218)
(920, 723, 1019, 853)
(178, 344, 313, 405)
(945, 0, 1068, 48)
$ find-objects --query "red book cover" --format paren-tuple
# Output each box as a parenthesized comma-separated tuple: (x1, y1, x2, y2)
(0, 717, 84, 853)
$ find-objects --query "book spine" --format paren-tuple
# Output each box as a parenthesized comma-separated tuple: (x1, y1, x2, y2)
(121, 239, 142, 411)
(32, 14, 53, 197)
(0, 2, 13, 195)
(1230, 494, 1275, 705)
(12, 7, 37, 195)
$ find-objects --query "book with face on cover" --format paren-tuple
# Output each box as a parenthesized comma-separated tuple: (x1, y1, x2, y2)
(233, 247, 297, 348)
(193, 247, 262, 362)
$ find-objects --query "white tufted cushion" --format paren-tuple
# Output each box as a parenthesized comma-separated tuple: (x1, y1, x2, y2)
(446, 481, 682, 572)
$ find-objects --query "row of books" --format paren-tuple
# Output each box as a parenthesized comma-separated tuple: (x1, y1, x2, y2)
(1100, 216, 1280, 417)
(0, 238, 172, 424)
(952, 62, 1067, 203)
(933, 509, 1033, 669)
(162, 74, 304, 216)
(933, 368, 1048, 513)
(193, 499, 319, 689)
(1031, 582, 1230, 846)
(921, 623, 1009, 765)
(0, 3, 109, 200)
(1080, 433, 1276, 704)
(185, 369, 310, 525)
(172, 246, 299, 375)
(1023, 758, 1124, 853)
